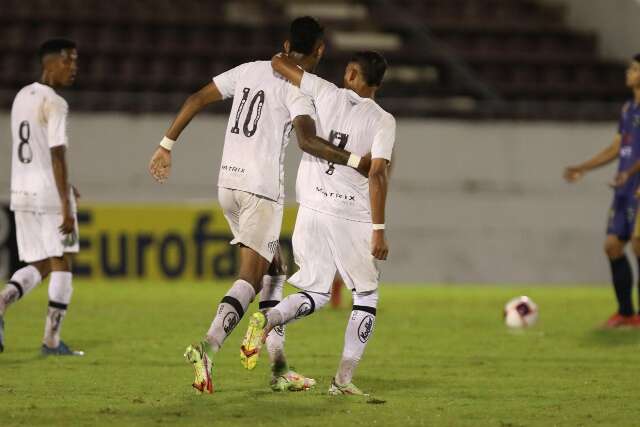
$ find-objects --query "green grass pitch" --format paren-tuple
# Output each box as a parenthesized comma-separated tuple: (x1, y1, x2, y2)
(1, 281, 639, 426)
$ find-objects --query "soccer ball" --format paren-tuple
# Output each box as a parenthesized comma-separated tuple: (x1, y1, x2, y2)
(503, 296, 538, 328)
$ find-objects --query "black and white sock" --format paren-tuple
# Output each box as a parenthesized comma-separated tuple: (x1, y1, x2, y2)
(610, 256, 633, 316)
(205, 279, 255, 352)
(0, 265, 43, 315)
(43, 272, 73, 348)
(335, 290, 378, 386)
(265, 291, 331, 330)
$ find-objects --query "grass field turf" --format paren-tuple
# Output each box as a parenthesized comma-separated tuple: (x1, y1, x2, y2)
(1, 281, 639, 427)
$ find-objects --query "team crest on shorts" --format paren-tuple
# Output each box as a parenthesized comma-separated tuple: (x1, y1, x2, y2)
(273, 325, 285, 337)
(358, 315, 374, 343)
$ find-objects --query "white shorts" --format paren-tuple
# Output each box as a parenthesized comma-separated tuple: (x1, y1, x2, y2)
(288, 206, 379, 293)
(218, 187, 283, 263)
(14, 210, 80, 263)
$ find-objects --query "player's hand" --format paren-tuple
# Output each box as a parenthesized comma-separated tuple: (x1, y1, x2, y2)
(371, 230, 388, 260)
(149, 147, 172, 183)
(610, 171, 630, 188)
(59, 204, 75, 235)
(357, 153, 372, 177)
(563, 166, 585, 183)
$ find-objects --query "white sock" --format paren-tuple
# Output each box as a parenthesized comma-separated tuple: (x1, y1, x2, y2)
(335, 290, 378, 385)
(205, 279, 255, 352)
(259, 275, 288, 373)
(0, 265, 43, 314)
(265, 291, 331, 331)
(43, 272, 73, 348)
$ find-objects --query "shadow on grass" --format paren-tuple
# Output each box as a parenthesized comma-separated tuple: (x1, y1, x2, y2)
(582, 328, 640, 348)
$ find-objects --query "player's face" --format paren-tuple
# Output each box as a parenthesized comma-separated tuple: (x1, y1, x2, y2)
(56, 48, 78, 87)
(626, 60, 640, 88)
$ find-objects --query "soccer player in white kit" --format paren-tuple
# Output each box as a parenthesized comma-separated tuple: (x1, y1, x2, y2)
(0, 39, 83, 356)
(148, 17, 370, 394)
(242, 51, 395, 396)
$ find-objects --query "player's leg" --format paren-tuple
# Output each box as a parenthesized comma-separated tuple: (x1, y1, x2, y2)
(185, 189, 278, 393)
(40, 253, 82, 356)
(329, 290, 378, 396)
(329, 217, 380, 395)
(40, 209, 82, 356)
(631, 225, 640, 325)
(0, 211, 52, 353)
(603, 196, 636, 327)
(262, 207, 334, 332)
(259, 251, 288, 373)
(255, 250, 316, 391)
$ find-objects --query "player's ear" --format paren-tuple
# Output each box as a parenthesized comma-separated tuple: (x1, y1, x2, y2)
(284, 40, 291, 54)
(315, 41, 325, 60)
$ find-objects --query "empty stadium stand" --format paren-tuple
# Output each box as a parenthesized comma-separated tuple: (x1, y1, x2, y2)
(0, 0, 629, 120)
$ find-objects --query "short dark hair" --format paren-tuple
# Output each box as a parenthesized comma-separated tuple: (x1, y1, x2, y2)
(350, 51, 388, 87)
(38, 38, 76, 61)
(289, 16, 324, 55)
(634, 53, 640, 63)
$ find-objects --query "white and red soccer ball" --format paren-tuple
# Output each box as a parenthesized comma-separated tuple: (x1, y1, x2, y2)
(504, 296, 538, 328)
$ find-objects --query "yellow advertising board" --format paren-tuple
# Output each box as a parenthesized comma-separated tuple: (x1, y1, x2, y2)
(73, 204, 298, 281)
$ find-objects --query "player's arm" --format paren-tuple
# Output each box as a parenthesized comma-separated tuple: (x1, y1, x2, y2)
(271, 53, 303, 87)
(46, 96, 74, 235)
(293, 115, 371, 176)
(149, 82, 223, 183)
(564, 134, 621, 183)
(51, 146, 74, 234)
(369, 158, 389, 260)
(369, 114, 395, 260)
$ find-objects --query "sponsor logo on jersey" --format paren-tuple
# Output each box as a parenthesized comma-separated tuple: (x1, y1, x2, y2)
(220, 164, 246, 174)
(315, 186, 356, 202)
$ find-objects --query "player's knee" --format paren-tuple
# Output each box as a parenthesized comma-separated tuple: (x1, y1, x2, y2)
(50, 255, 72, 272)
(604, 239, 625, 259)
(353, 290, 379, 310)
(31, 259, 52, 278)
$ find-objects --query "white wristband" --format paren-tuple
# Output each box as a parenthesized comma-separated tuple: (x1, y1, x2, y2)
(160, 136, 176, 151)
(347, 153, 361, 169)
(372, 224, 385, 230)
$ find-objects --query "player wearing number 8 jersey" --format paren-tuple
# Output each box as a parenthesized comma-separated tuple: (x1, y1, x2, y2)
(0, 39, 83, 356)
(148, 16, 370, 393)
(241, 51, 395, 396)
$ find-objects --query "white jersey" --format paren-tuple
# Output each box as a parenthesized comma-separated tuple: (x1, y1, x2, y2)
(213, 61, 316, 203)
(295, 72, 396, 222)
(10, 82, 70, 214)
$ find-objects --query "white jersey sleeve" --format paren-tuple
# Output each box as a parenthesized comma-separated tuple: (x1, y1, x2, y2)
(284, 84, 316, 121)
(371, 114, 396, 160)
(45, 96, 69, 148)
(213, 63, 252, 99)
(300, 71, 338, 100)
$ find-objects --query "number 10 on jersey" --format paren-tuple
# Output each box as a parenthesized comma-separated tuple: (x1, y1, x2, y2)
(231, 87, 265, 138)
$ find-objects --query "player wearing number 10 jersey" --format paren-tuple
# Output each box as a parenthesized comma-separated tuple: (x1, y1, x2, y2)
(148, 16, 370, 393)
(242, 51, 395, 396)
(0, 39, 83, 356)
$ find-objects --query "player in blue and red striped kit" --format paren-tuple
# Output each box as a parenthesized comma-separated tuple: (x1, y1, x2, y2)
(564, 54, 640, 328)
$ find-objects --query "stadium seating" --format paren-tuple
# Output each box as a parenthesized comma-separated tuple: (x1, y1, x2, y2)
(0, 0, 628, 119)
